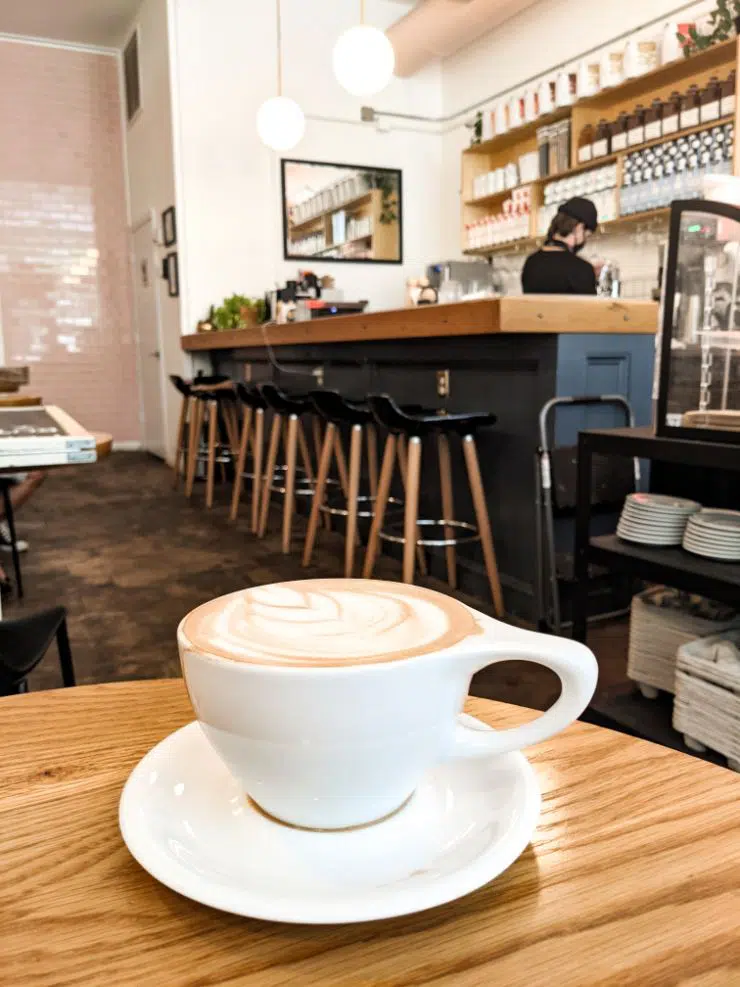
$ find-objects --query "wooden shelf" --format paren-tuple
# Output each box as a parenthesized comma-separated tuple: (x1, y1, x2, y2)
(465, 108, 570, 157)
(464, 182, 536, 209)
(464, 205, 671, 255)
(464, 237, 540, 257)
(602, 207, 671, 229)
(464, 40, 736, 162)
(313, 232, 373, 257)
(289, 191, 372, 235)
(579, 39, 737, 113)
(460, 38, 739, 254)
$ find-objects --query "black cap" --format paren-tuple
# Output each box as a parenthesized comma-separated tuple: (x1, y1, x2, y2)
(559, 197, 598, 232)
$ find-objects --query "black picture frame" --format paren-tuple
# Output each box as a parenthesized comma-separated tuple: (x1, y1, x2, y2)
(655, 197, 740, 446)
(280, 158, 403, 265)
(162, 206, 177, 247)
(164, 251, 179, 298)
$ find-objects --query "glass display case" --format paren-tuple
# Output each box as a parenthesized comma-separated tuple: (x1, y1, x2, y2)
(656, 199, 740, 444)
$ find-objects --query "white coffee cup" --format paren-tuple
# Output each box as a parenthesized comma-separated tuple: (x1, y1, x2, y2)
(178, 579, 598, 831)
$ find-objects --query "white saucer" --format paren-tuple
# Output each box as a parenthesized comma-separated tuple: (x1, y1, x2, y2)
(119, 716, 541, 925)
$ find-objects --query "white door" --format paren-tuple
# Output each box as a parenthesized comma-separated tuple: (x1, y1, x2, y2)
(132, 223, 166, 458)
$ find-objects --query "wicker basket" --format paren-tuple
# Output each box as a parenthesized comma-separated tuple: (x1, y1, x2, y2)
(626, 587, 740, 695)
(673, 629, 740, 767)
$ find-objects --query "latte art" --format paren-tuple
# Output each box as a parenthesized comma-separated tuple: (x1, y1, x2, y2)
(181, 579, 480, 667)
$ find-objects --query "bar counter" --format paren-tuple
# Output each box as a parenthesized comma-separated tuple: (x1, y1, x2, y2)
(183, 297, 658, 619)
(182, 297, 657, 351)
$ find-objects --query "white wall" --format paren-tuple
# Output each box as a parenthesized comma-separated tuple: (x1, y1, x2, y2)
(169, 0, 445, 335)
(123, 0, 183, 462)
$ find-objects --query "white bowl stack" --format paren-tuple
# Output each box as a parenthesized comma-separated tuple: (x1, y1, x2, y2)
(682, 509, 740, 562)
(617, 493, 701, 547)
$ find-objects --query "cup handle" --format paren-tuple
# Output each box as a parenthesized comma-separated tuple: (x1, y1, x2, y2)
(449, 623, 598, 759)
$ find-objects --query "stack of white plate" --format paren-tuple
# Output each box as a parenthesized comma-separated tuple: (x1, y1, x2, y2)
(616, 493, 701, 546)
(682, 509, 740, 561)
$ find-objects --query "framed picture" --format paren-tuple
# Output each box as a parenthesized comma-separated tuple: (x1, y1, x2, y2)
(162, 206, 177, 247)
(164, 251, 179, 298)
(281, 159, 402, 264)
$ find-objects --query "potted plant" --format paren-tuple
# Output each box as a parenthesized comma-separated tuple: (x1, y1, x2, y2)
(678, 0, 740, 54)
(210, 294, 266, 331)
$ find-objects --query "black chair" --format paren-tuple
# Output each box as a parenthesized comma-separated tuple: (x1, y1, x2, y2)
(0, 606, 75, 695)
(0, 477, 23, 598)
(257, 384, 317, 553)
(363, 394, 504, 617)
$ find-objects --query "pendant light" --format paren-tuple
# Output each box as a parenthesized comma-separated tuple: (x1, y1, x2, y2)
(257, 0, 305, 151)
(333, 0, 395, 98)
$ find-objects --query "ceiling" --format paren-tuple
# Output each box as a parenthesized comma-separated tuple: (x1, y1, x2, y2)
(0, 0, 139, 48)
(388, 0, 541, 76)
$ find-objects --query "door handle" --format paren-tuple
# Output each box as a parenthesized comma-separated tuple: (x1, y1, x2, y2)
(149, 351, 161, 358)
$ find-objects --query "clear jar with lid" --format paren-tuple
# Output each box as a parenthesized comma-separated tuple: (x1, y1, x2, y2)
(700, 77, 722, 124)
(680, 85, 701, 130)
(577, 123, 595, 163)
(611, 112, 629, 151)
(591, 119, 611, 159)
(644, 99, 663, 141)
(627, 105, 646, 146)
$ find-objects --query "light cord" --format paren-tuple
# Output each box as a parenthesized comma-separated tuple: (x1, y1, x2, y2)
(276, 0, 283, 95)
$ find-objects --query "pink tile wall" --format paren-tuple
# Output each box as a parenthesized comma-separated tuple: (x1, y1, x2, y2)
(0, 41, 139, 440)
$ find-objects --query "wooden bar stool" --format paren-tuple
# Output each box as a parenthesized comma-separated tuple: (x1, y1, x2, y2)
(170, 375, 229, 489)
(362, 394, 505, 617)
(229, 383, 267, 532)
(302, 390, 381, 578)
(184, 387, 240, 508)
(257, 384, 317, 554)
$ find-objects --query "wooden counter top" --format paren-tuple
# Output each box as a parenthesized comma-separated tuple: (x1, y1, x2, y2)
(181, 297, 658, 351)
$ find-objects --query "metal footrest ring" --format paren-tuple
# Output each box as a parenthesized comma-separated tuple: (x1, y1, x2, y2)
(378, 517, 480, 548)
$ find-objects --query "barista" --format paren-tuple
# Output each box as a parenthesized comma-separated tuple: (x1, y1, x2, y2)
(521, 197, 599, 295)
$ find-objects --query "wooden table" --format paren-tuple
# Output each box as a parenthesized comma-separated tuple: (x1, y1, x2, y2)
(2, 680, 739, 986)
(0, 393, 42, 408)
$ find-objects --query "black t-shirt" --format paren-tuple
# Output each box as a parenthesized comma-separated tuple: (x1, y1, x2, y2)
(521, 242, 597, 295)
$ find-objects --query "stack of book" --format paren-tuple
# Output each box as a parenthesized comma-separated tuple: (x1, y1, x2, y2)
(0, 406, 97, 469)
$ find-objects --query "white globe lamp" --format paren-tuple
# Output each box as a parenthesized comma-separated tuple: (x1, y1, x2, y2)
(333, 24, 395, 97)
(256, 96, 305, 152)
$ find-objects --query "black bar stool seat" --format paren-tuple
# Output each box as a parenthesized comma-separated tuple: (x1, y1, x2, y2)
(237, 382, 268, 410)
(310, 389, 374, 427)
(368, 394, 497, 436)
(258, 383, 313, 417)
(364, 393, 504, 616)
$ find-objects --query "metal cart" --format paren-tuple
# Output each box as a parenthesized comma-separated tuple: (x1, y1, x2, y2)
(535, 395, 639, 634)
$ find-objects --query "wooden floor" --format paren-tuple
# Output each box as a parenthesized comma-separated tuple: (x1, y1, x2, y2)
(4, 451, 634, 714)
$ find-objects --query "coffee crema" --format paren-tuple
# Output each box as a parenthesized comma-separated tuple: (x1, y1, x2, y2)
(181, 579, 480, 667)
